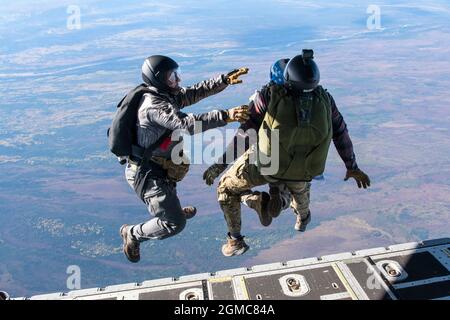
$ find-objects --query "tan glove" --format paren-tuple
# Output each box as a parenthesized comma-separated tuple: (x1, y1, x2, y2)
(226, 105, 250, 123)
(225, 68, 249, 85)
(344, 169, 371, 189)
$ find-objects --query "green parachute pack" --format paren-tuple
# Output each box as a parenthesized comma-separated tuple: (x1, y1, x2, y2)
(257, 84, 332, 181)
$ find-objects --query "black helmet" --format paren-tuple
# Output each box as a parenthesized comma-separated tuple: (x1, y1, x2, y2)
(284, 49, 320, 92)
(141, 55, 180, 93)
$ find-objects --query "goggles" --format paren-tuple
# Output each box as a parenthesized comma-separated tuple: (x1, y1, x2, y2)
(167, 68, 181, 88)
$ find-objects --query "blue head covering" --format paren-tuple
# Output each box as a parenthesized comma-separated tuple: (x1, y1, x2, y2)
(270, 58, 290, 85)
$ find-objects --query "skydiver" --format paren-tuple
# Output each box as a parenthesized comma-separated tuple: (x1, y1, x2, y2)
(203, 51, 371, 256)
(203, 58, 292, 226)
(114, 55, 250, 263)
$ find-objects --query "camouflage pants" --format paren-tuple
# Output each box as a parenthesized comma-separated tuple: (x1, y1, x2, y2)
(217, 148, 311, 234)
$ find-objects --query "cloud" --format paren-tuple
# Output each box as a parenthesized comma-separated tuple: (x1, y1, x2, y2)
(0, 58, 109, 78)
(44, 3, 180, 35)
(34, 217, 104, 237)
(0, 106, 114, 148)
(272, 0, 352, 9)
(31, 217, 120, 258)
(383, 3, 450, 15)
(0, 156, 23, 163)
(0, 134, 40, 147)
(70, 240, 121, 258)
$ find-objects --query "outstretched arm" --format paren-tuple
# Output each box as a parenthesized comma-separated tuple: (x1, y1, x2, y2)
(328, 93, 371, 188)
(221, 89, 270, 155)
(149, 105, 228, 135)
(329, 93, 358, 170)
(175, 75, 228, 108)
(203, 88, 270, 185)
(148, 103, 248, 136)
(176, 68, 249, 108)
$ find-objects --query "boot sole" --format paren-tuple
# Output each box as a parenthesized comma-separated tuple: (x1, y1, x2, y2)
(183, 206, 197, 220)
(120, 225, 140, 263)
(295, 214, 311, 232)
(268, 195, 283, 218)
(222, 244, 250, 257)
(259, 192, 272, 227)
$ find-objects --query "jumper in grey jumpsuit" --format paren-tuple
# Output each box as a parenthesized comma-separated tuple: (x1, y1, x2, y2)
(125, 75, 229, 242)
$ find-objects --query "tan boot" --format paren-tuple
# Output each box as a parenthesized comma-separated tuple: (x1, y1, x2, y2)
(294, 211, 311, 232)
(245, 191, 272, 227)
(221, 233, 249, 257)
(120, 225, 140, 263)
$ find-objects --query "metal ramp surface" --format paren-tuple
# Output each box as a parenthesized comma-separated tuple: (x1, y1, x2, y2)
(11, 238, 450, 300)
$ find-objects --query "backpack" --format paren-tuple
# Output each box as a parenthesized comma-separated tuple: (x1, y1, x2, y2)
(257, 84, 332, 181)
(108, 84, 170, 162)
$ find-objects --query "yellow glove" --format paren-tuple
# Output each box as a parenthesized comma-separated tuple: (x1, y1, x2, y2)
(226, 68, 249, 85)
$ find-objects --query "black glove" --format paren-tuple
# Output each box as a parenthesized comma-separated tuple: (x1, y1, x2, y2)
(344, 169, 371, 189)
(203, 163, 228, 186)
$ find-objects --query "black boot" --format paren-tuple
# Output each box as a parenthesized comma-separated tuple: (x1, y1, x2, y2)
(183, 206, 197, 220)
